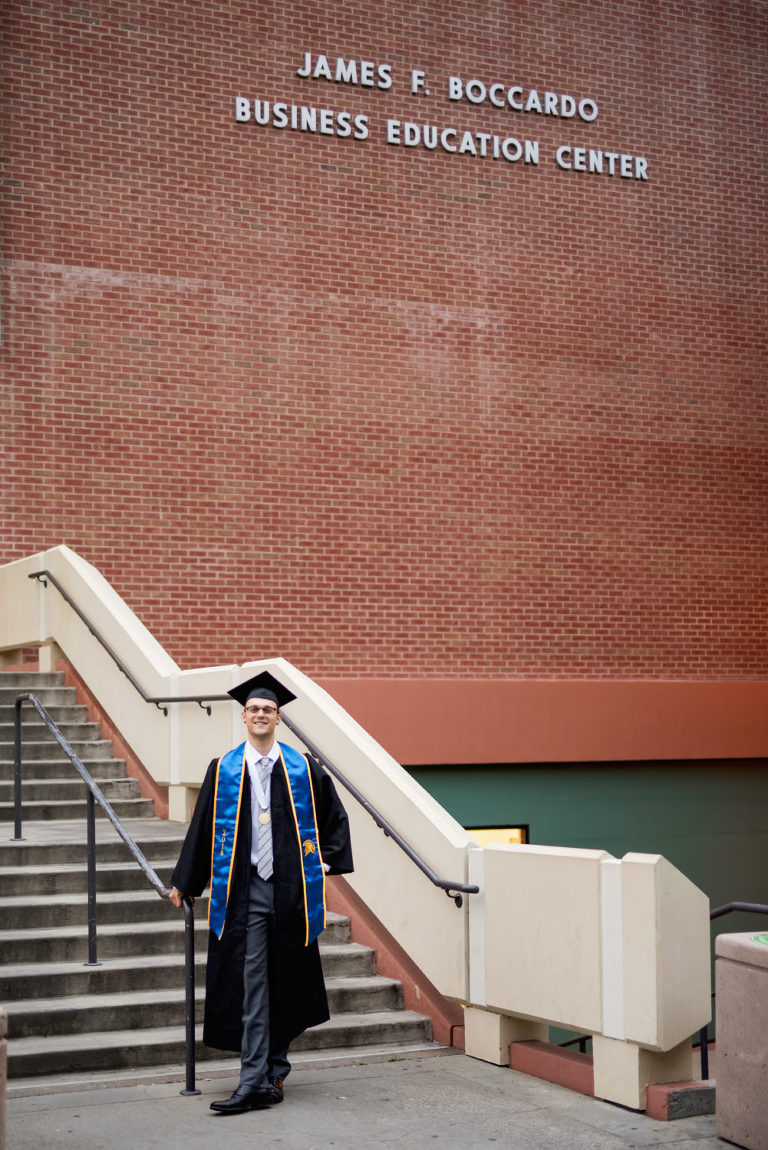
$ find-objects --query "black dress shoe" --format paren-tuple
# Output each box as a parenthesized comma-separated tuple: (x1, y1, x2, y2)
(210, 1084, 279, 1113)
(269, 1076, 284, 1103)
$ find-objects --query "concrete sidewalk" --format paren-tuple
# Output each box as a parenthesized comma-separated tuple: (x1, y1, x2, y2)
(7, 1049, 722, 1150)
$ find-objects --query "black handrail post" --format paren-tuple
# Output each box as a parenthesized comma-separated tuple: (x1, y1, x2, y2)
(13, 696, 25, 840)
(84, 788, 101, 967)
(699, 1024, 709, 1079)
(180, 898, 200, 1096)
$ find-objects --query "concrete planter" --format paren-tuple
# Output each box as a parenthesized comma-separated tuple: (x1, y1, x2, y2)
(715, 932, 768, 1149)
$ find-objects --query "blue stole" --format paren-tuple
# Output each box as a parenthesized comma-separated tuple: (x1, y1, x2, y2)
(208, 740, 327, 945)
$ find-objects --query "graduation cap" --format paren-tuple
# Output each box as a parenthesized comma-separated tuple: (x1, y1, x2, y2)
(227, 670, 297, 710)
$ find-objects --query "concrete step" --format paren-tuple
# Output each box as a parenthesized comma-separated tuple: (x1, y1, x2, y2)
(0, 778, 141, 804)
(325, 975, 402, 1017)
(0, 796, 156, 821)
(0, 720, 101, 741)
(0, 672, 66, 689)
(0, 888, 181, 930)
(0, 703, 90, 725)
(0, 738, 118, 761)
(290, 1009, 432, 1052)
(0, 758, 128, 781)
(0, 775, 141, 801)
(7, 1025, 215, 1078)
(6, 986, 209, 1039)
(0, 911, 351, 965)
(7, 1011, 432, 1078)
(0, 920, 198, 965)
(6, 975, 402, 1040)
(0, 686, 77, 708)
(0, 860, 179, 897)
(5, 1040, 449, 1100)
(0, 942, 375, 1000)
(0, 953, 207, 1001)
(0, 828, 188, 867)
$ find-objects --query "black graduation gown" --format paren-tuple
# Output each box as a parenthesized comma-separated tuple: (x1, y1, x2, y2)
(170, 746, 354, 1053)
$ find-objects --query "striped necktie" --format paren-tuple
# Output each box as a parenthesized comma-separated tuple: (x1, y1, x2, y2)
(256, 756, 273, 880)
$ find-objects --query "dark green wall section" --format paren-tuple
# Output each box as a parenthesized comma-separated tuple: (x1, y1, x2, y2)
(408, 759, 768, 940)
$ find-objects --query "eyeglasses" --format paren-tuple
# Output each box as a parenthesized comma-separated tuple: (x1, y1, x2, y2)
(244, 704, 277, 716)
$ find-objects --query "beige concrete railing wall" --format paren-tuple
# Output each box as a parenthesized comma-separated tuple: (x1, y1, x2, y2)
(0, 545, 712, 1108)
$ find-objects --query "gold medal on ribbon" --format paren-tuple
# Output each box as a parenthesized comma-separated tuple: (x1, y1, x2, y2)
(259, 811, 271, 825)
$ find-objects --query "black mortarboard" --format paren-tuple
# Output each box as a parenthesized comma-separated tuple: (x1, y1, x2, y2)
(227, 670, 297, 710)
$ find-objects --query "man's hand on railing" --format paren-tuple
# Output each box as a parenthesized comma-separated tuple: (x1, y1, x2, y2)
(168, 886, 194, 909)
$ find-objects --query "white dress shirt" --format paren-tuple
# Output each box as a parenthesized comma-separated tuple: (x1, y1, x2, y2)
(245, 740, 278, 867)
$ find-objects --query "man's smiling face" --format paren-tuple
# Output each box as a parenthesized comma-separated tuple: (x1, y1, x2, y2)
(243, 697, 280, 745)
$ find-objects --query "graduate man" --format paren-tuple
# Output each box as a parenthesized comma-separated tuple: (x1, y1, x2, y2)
(169, 670, 353, 1114)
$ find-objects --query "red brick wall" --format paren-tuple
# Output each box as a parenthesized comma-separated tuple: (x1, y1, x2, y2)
(2, 1, 766, 680)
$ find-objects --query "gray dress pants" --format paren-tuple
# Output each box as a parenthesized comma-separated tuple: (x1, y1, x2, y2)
(240, 867, 291, 1087)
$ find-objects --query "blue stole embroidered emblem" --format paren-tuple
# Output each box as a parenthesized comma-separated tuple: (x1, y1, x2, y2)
(208, 741, 327, 945)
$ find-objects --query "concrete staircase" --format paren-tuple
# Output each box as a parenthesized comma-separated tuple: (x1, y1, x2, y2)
(0, 671, 433, 1081)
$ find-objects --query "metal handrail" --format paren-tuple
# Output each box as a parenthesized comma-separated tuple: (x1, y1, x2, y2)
(697, 900, 768, 1080)
(279, 711, 479, 907)
(710, 900, 768, 921)
(28, 570, 207, 716)
(28, 568, 479, 906)
(12, 694, 199, 1095)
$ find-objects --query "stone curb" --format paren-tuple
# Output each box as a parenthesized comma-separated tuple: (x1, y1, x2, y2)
(644, 1080, 715, 1121)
